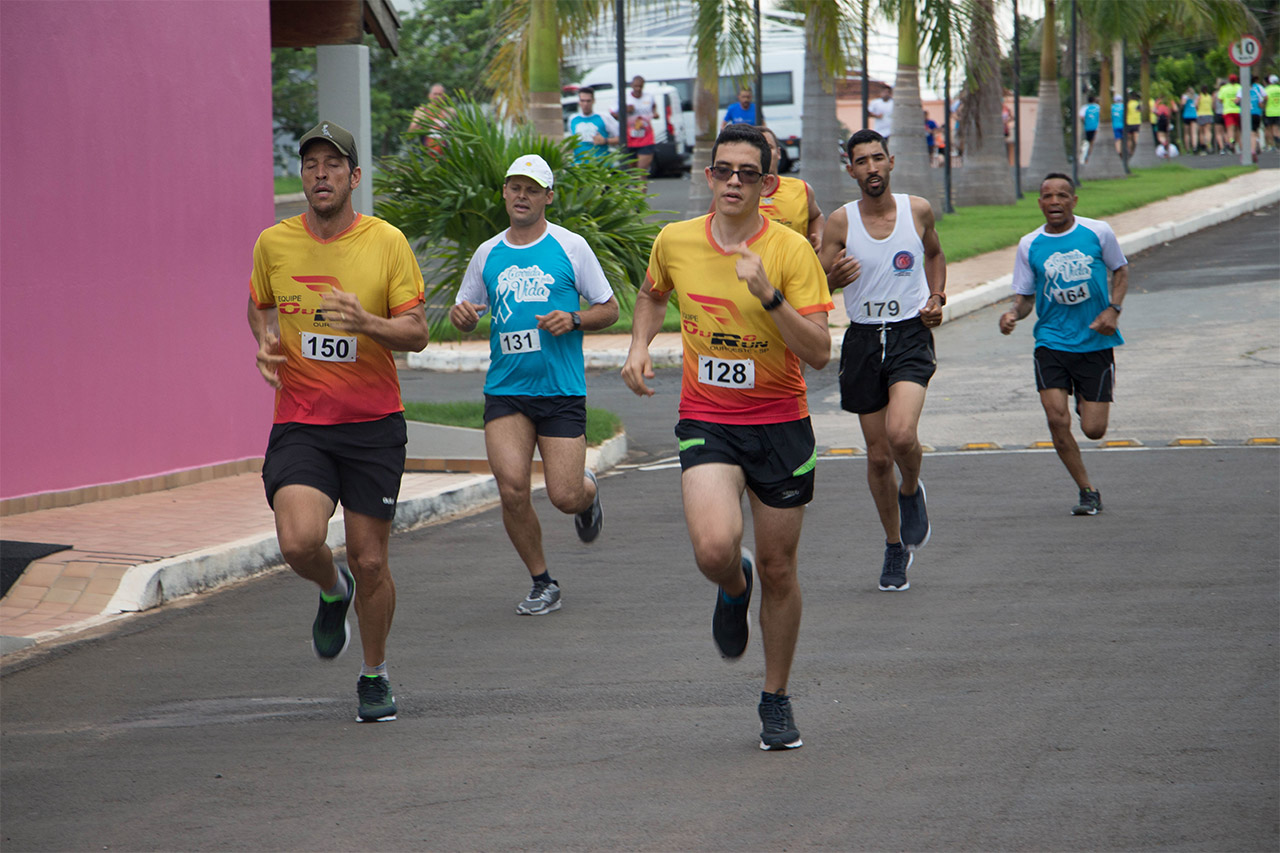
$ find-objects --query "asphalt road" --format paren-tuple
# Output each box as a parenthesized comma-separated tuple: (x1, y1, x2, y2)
(2, 207, 1276, 852)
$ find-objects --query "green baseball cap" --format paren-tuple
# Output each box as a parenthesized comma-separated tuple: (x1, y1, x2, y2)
(298, 120, 358, 167)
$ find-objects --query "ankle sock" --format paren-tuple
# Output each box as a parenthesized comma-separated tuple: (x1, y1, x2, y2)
(321, 569, 349, 602)
(360, 662, 387, 679)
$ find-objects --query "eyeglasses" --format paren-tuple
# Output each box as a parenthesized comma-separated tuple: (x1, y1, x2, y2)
(709, 165, 764, 184)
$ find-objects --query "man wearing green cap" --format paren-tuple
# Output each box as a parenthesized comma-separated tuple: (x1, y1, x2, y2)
(247, 120, 429, 723)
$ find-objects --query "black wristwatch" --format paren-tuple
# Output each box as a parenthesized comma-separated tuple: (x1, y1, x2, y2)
(930, 292, 947, 306)
(1108, 303, 1122, 314)
(762, 289, 785, 311)
(571, 310, 582, 330)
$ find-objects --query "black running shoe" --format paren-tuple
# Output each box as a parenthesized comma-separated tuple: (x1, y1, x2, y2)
(758, 690, 803, 750)
(311, 561, 355, 660)
(712, 549, 753, 659)
(356, 675, 397, 723)
(1072, 488, 1103, 516)
(878, 542, 913, 591)
(898, 481, 931, 552)
(575, 469, 603, 543)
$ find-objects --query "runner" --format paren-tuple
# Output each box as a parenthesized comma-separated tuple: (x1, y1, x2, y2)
(818, 128, 946, 593)
(248, 120, 429, 723)
(450, 155, 618, 616)
(999, 173, 1129, 515)
(621, 124, 833, 750)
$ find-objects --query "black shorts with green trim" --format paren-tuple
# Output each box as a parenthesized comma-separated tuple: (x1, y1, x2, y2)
(674, 417, 816, 509)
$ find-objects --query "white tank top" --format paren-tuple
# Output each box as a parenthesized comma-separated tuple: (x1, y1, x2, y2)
(842, 193, 929, 325)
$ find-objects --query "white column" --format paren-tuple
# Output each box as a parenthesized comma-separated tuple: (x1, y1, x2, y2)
(317, 44, 373, 215)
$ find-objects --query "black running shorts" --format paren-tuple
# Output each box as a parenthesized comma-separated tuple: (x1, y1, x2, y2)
(262, 413, 407, 520)
(838, 318, 937, 415)
(484, 394, 586, 438)
(1033, 346, 1116, 402)
(675, 418, 816, 509)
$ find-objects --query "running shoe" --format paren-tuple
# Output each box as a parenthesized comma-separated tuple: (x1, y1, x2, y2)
(712, 549, 753, 659)
(1072, 488, 1103, 516)
(311, 561, 355, 660)
(516, 579, 562, 615)
(575, 469, 603, 543)
(898, 481, 931, 552)
(758, 690, 803, 750)
(356, 674, 398, 723)
(878, 542, 913, 591)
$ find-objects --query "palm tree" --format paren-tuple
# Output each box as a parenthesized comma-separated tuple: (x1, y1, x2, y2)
(1028, 0, 1071, 178)
(1077, 0, 1129, 178)
(795, 0, 861, 220)
(484, 0, 611, 136)
(686, 0, 757, 216)
(953, 0, 1016, 205)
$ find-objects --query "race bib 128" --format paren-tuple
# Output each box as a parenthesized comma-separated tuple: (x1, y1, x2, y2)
(698, 355, 755, 389)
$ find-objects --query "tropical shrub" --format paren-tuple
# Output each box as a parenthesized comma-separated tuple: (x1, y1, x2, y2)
(374, 97, 660, 336)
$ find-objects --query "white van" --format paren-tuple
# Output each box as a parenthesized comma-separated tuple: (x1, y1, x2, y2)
(562, 82, 690, 176)
(574, 50, 806, 171)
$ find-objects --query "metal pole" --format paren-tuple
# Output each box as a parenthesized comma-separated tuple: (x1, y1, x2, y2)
(944, 64, 954, 213)
(754, 0, 764, 125)
(1241, 62, 1252, 165)
(1071, 0, 1078, 186)
(615, 0, 626, 152)
(861, 0, 870, 131)
(1013, 0, 1022, 197)
(1120, 39, 1129, 174)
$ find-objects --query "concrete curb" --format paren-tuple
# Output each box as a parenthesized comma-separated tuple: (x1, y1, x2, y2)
(99, 432, 627, 616)
(406, 181, 1280, 372)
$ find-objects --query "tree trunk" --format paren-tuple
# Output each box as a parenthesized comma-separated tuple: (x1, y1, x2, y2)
(1128, 45, 1159, 167)
(801, 13, 849, 220)
(685, 33, 720, 218)
(953, 0, 1015, 206)
(1029, 0, 1070, 178)
(527, 0, 562, 138)
(886, 9, 942, 216)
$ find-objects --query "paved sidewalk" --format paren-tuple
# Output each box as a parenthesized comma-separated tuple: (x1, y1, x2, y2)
(2, 171, 1276, 658)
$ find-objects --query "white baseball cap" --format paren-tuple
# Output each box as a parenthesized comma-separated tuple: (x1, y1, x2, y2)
(1270, 75, 1279, 84)
(505, 154, 554, 189)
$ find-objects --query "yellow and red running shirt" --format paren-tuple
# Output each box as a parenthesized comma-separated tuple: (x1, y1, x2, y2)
(250, 213, 425, 425)
(646, 214, 833, 425)
(758, 176, 814, 238)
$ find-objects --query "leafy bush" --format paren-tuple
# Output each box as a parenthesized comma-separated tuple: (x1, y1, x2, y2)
(374, 97, 660, 337)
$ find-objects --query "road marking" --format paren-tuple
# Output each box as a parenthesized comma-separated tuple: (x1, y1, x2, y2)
(1098, 439, 1143, 448)
(958, 441, 1002, 451)
(1168, 438, 1216, 447)
(1245, 437, 1280, 445)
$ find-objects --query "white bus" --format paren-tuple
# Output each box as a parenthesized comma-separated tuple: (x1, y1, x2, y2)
(574, 50, 807, 171)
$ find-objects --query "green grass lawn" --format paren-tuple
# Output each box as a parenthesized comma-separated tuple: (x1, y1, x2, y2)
(403, 401, 622, 446)
(274, 175, 303, 195)
(937, 163, 1254, 263)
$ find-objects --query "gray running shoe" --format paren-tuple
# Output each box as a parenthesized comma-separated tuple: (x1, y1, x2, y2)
(878, 542, 913, 591)
(712, 549, 753, 659)
(898, 481, 931, 552)
(575, 469, 603, 543)
(516, 579, 562, 615)
(758, 690, 803, 750)
(1072, 488, 1103, 516)
(311, 561, 355, 660)
(356, 675, 397, 722)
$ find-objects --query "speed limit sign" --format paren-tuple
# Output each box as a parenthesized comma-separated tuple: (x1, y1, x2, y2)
(1230, 34, 1261, 67)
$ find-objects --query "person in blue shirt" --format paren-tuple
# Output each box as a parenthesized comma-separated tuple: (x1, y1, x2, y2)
(1109, 94, 1125, 156)
(721, 88, 757, 129)
(450, 155, 620, 615)
(1078, 94, 1101, 163)
(567, 87, 619, 160)
(999, 173, 1129, 517)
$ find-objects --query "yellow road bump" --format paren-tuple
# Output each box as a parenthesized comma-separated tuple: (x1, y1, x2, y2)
(1245, 437, 1280, 445)
(825, 447, 863, 455)
(958, 442, 1002, 451)
(1098, 439, 1143, 448)
(1168, 438, 1216, 447)
(920, 444, 936, 453)
(1028, 440, 1056, 449)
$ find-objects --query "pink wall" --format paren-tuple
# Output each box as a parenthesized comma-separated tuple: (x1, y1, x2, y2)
(1, 1, 276, 499)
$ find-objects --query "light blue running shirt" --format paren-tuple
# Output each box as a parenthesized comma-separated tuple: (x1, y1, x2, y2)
(1012, 215, 1128, 353)
(457, 222, 614, 397)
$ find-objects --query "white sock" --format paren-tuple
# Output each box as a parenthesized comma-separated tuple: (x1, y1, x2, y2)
(361, 662, 387, 679)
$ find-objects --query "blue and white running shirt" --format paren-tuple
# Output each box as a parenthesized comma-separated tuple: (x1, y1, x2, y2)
(1012, 215, 1127, 353)
(457, 222, 614, 397)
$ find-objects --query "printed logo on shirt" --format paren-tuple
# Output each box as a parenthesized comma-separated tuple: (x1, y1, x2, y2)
(687, 293, 748, 327)
(892, 251, 914, 276)
(495, 264, 553, 322)
(1043, 249, 1093, 288)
